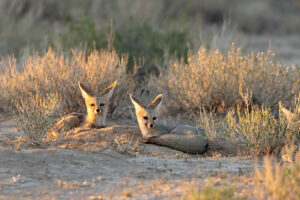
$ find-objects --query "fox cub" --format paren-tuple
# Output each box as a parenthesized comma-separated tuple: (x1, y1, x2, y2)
(130, 94, 206, 140)
(49, 81, 117, 137)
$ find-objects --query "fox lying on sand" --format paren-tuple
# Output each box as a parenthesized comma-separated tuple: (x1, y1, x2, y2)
(130, 94, 208, 154)
(49, 81, 117, 137)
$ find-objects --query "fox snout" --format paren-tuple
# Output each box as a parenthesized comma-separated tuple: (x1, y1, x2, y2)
(145, 121, 155, 128)
(148, 123, 155, 128)
(95, 108, 102, 114)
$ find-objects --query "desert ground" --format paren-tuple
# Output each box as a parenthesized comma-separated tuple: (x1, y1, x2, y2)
(0, 119, 264, 200)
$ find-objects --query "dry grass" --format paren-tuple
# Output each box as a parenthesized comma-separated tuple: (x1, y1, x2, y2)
(255, 146, 300, 200)
(166, 44, 300, 114)
(0, 48, 128, 115)
(183, 148, 300, 200)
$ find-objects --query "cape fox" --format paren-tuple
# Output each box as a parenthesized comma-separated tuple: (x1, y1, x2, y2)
(49, 81, 117, 137)
(129, 94, 206, 140)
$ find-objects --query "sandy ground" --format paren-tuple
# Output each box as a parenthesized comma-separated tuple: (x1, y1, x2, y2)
(0, 119, 264, 200)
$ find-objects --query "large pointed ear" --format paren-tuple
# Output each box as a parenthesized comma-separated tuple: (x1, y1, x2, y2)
(78, 81, 93, 99)
(280, 101, 297, 122)
(103, 81, 117, 99)
(149, 94, 163, 111)
(130, 94, 145, 112)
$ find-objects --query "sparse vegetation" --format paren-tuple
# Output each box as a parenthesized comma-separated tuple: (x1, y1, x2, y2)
(255, 147, 300, 200)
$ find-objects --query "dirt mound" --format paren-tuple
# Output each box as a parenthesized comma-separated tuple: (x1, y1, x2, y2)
(45, 125, 198, 158)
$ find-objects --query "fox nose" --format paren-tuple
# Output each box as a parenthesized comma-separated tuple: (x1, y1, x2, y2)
(149, 124, 154, 128)
(96, 108, 101, 113)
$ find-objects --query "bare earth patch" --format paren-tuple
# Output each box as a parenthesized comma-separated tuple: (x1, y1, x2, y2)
(0, 119, 262, 200)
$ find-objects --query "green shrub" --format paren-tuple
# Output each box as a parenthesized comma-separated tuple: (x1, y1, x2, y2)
(57, 16, 189, 71)
(184, 186, 237, 200)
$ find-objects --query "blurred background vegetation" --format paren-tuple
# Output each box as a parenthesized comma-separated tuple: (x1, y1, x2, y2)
(1, 0, 300, 70)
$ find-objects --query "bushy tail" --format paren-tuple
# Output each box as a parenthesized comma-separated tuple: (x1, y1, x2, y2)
(147, 134, 208, 154)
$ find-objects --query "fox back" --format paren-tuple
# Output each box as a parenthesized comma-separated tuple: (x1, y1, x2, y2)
(79, 81, 117, 128)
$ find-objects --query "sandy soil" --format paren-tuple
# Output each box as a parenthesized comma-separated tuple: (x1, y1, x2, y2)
(0, 119, 263, 200)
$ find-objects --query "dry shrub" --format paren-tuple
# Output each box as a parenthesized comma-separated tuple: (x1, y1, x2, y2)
(0, 48, 128, 115)
(13, 93, 61, 141)
(226, 105, 288, 155)
(225, 91, 300, 155)
(166, 44, 300, 113)
(255, 147, 300, 200)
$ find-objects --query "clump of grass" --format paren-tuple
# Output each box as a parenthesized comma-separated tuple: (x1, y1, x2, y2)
(13, 93, 61, 141)
(184, 186, 237, 200)
(255, 148, 300, 200)
(225, 91, 294, 155)
(195, 111, 245, 156)
(166, 44, 300, 113)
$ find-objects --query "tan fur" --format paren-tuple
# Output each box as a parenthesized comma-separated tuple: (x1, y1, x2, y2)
(49, 81, 117, 137)
(130, 94, 208, 154)
(130, 94, 204, 139)
(130, 94, 164, 139)
(78, 81, 117, 128)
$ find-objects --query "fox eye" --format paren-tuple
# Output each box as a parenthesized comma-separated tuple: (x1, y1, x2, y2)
(153, 117, 157, 120)
(143, 116, 148, 120)
(90, 104, 95, 107)
(100, 103, 105, 107)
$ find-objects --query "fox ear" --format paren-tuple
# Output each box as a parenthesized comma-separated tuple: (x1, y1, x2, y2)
(130, 94, 145, 112)
(78, 81, 93, 99)
(150, 94, 163, 111)
(103, 81, 117, 99)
